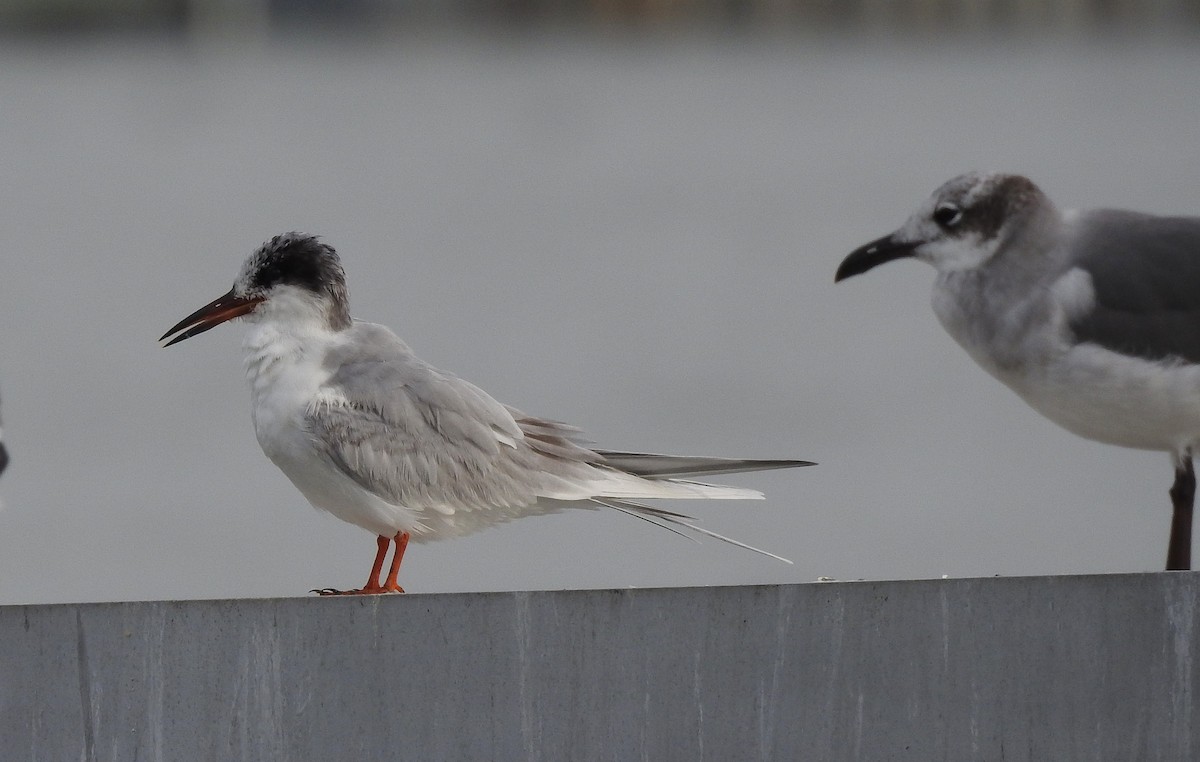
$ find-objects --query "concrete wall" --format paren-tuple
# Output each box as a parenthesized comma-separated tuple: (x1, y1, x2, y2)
(1, 574, 1197, 760)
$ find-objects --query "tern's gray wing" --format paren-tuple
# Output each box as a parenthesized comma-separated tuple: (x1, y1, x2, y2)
(307, 323, 605, 516)
(1069, 210, 1200, 364)
(306, 323, 797, 560)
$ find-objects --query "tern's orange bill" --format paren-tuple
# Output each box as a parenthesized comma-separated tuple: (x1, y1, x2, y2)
(159, 288, 263, 347)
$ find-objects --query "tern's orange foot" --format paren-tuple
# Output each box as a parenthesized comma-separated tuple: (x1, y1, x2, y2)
(311, 586, 405, 596)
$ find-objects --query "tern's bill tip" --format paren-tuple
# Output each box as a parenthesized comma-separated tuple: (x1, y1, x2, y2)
(159, 331, 189, 348)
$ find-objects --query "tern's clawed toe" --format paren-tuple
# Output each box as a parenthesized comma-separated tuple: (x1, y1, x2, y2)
(311, 586, 405, 596)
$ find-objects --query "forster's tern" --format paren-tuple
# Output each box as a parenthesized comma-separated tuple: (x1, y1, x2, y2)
(837, 172, 1200, 570)
(163, 233, 812, 593)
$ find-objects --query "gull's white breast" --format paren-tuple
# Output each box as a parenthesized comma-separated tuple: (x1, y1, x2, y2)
(1014, 345, 1200, 453)
(933, 266, 1200, 454)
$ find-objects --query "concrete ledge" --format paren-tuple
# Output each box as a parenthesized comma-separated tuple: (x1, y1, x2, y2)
(2, 574, 1197, 760)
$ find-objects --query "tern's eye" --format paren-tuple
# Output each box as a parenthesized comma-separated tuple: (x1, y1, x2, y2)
(933, 203, 963, 228)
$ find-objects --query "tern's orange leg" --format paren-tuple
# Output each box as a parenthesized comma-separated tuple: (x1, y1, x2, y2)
(359, 534, 392, 592)
(313, 534, 398, 596)
(381, 531, 410, 593)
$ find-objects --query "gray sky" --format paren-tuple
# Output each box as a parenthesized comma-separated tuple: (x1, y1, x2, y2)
(2, 32, 1199, 605)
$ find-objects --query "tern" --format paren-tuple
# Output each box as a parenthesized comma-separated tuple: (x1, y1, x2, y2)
(162, 233, 812, 593)
(836, 172, 1200, 570)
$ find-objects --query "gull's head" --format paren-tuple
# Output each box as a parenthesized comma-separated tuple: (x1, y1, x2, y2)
(835, 172, 1052, 282)
(160, 232, 351, 347)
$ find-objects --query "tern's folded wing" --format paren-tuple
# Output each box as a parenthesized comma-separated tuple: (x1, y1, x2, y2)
(305, 354, 602, 513)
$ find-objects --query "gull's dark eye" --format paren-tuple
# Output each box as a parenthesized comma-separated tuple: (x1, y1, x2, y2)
(933, 203, 963, 228)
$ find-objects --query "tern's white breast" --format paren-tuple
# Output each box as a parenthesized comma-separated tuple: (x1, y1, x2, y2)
(243, 324, 329, 464)
(242, 322, 423, 537)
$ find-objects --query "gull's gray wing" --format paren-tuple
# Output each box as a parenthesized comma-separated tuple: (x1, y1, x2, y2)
(307, 322, 603, 516)
(1069, 210, 1200, 363)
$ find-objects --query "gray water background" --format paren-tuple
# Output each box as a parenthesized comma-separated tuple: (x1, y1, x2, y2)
(2, 27, 1199, 604)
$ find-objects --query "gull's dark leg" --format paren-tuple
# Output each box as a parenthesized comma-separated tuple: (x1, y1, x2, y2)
(1167, 453, 1195, 571)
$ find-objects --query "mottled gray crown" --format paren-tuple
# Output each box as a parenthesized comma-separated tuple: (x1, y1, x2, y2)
(243, 233, 342, 292)
(240, 232, 352, 329)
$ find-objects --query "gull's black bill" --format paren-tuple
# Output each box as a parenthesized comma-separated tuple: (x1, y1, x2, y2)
(160, 288, 262, 347)
(834, 234, 920, 282)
